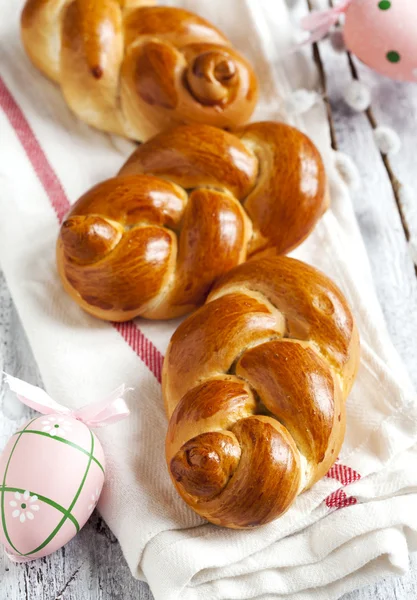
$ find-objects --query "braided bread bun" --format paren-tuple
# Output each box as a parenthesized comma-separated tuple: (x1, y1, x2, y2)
(57, 121, 328, 321)
(21, 1, 258, 141)
(163, 257, 360, 528)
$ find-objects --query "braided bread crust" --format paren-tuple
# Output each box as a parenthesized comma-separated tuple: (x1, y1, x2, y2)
(163, 257, 360, 528)
(21, 1, 258, 140)
(57, 122, 328, 321)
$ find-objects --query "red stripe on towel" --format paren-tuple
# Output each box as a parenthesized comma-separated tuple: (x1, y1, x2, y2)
(0, 76, 163, 383)
(0, 78, 69, 223)
(325, 488, 357, 509)
(114, 322, 163, 383)
(326, 463, 361, 486)
(325, 462, 361, 509)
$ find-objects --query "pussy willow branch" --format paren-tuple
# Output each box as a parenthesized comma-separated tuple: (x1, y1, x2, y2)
(345, 52, 411, 244)
(306, 0, 338, 150)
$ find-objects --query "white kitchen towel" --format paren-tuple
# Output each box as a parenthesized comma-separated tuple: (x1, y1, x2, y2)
(1, 1, 417, 599)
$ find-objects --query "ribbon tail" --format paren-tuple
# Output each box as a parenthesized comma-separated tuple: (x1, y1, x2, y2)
(301, 23, 338, 45)
(301, 11, 337, 31)
(300, 0, 352, 43)
(3, 373, 131, 427)
(74, 384, 131, 428)
(3, 373, 71, 416)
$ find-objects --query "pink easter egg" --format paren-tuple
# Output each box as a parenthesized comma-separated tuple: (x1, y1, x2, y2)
(0, 414, 105, 561)
(344, 0, 417, 82)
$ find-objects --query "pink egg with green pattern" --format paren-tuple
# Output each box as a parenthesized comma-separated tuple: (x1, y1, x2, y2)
(0, 414, 105, 561)
(344, 0, 417, 82)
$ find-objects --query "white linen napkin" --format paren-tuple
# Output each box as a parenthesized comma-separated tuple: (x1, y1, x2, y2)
(1, 1, 417, 599)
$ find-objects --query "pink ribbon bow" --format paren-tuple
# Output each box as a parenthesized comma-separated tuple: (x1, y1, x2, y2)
(301, 0, 352, 44)
(3, 373, 130, 427)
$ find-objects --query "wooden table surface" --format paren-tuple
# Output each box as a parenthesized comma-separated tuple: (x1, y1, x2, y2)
(2, 18, 417, 600)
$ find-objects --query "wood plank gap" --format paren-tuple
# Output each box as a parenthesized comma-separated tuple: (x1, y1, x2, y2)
(54, 566, 81, 599)
(345, 53, 413, 251)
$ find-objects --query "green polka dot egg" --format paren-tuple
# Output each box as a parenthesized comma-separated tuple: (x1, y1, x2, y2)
(0, 414, 105, 561)
(344, 0, 417, 81)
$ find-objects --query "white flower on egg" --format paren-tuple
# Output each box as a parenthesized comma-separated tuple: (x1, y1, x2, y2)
(41, 416, 72, 438)
(10, 490, 40, 523)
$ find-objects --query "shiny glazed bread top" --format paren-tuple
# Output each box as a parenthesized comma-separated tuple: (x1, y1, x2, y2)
(21, 0, 258, 140)
(57, 122, 328, 321)
(163, 257, 360, 528)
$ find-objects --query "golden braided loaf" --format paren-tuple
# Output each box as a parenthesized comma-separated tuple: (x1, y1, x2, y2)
(21, 1, 258, 140)
(163, 257, 360, 528)
(57, 122, 328, 321)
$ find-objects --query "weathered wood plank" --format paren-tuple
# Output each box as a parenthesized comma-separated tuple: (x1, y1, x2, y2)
(352, 58, 417, 259)
(1, 513, 152, 600)
(343, 553, 417, 600)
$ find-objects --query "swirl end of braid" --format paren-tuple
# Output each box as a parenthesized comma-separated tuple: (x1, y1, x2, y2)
(186, 51, 238, 106)
(170, 431, 241, 499)
(60, 215, 122, 264)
